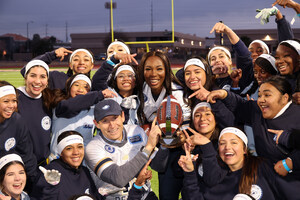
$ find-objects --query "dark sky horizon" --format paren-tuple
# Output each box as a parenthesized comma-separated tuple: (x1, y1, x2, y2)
(1, 0, 300, 42)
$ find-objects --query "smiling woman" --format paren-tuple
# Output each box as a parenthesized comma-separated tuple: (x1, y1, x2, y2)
(17, 60, 53, 166)
(178, 127, 285, 199)
(205, 76, 300, 199)
(0, 154, 29, 200)
(48, 73, 115, 160)
(31, 131, 102, 200)
(20, 48, 94, 91)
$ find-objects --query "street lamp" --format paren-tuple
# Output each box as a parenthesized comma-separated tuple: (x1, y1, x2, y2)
(26, 21, 34, 52)
(26, 21, 34, 40)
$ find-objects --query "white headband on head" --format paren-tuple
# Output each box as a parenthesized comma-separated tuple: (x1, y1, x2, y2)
(192, 102, 212, 119)
(0, 154, 23, 170)
(279, 40, 300, 55)
(0, 85, 16, 99)
(219, 127, 248, 147)
(184, 58, 206, 72)
(249, 40, 270, 54)
(107, 41, 130, 55)
(257, 54, 278, 72)
(114, 65, 135, 79)
(57, 135, 84, 155)
(208, 47, 231, 64)
(25, 60, 49, 76)
(70, 74, 92, 88)
(69, 49, 94, 63)
(76, 196, 94, 200)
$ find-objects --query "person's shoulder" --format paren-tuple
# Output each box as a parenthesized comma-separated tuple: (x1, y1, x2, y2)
(45, 159, 63, 170)
(124, 124, 145, 135)
(86, 135, 105, 150)
(171, 82, 183, 90)
(50, 70, 67, 76)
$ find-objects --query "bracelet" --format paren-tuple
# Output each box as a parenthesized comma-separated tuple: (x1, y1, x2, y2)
(106, 59, 116, 67)
(231, 87, 240, 91)
(133, 183, 143, 190)
(282, 159, 292, 173)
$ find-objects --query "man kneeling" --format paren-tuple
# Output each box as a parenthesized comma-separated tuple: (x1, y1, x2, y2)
(85, 99, 161, 200)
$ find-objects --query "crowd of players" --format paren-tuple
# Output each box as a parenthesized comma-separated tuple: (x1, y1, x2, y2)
(1, 0, 300, 199)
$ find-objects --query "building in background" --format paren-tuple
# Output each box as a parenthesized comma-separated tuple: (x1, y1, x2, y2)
(70, 31, 206, 60)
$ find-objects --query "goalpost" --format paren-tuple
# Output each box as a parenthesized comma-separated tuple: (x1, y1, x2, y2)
(107, 0, 175, 52)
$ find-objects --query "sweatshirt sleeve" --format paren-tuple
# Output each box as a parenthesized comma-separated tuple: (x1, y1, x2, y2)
(201, 142, 228, 187)
(16, 116, 38, 182)
(92, 56, 120, 91)
(211, 100, 235, 129)
(222, 91, 257, 125)
(232, 39, 254, 92)
(276, 15, 294, 43)
(183, 171, 204, 200)
(149, 146, 170, 173)
(20, 50, 57, 77)
(55, 91, 104, 118)
(100, 152, 148, 188)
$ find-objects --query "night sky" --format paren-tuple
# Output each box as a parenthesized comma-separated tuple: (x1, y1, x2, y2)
(1, 0, 299, 41)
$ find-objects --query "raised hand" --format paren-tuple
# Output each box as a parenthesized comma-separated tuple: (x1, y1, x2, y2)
(255, 6, 278, 24)
(211, 65, 229, 75)
(268, 129, 284, 144)
(146, 117, 162, 151)
(230, 69, 242, 87)
(274, 158, 293, 176)
(114, 53, 138, 65)
(188, 80, 210, 101)
(206, 89, 228, 103)
(0, 194, 12, 200)
(178, 143, 194, 172)
(188, 127, 211, 146)
(39, 166, 61, 185)
(135, 159, 153, 187)
(210, 22, 228, 34)
(246, 94, 254, 101)
(272, 0, 294, 8)
(102, 88, 117, 98)
(55, 47, 73, 61)
(292, 92, 300, 104)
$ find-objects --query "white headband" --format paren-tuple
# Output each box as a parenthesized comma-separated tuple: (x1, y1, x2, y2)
(184, 58, 206, 72)
(219, 127, 248, 147)
(208, 47, 231, 64)
(69, 49, 94, 63)
(279, 40, 300, 55)
(257, 54, 278, 72)
(57, 135, 84, 155)
(107, 41, 130, 55)
(114, 65, 135, 79)
(70, 74, 92, 88)
(0, 85, 16, 99)
(249, 40, 270, 54)
(0, 154, 23, 170)
(192, 102, 211, 119)
(76, 196, 94, 200)
(25, 60, 49, 76)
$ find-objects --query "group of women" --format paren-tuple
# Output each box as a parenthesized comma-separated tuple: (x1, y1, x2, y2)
(1, 1, 300, 199)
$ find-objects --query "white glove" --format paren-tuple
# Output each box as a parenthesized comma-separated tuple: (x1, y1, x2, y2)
(39, 166, 61, 185)
(255, 6, 278, 25)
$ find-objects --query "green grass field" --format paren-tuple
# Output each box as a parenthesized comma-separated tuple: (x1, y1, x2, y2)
(0, 68, 185, 198)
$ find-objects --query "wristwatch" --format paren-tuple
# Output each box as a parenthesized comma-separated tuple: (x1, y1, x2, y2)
(141, 146, 151, 158)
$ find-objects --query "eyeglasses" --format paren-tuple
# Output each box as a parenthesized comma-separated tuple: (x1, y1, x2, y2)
(116, 73, 135, 80)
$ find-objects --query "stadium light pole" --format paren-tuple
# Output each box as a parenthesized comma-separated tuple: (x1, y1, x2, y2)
(26, 21, 34, 40)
